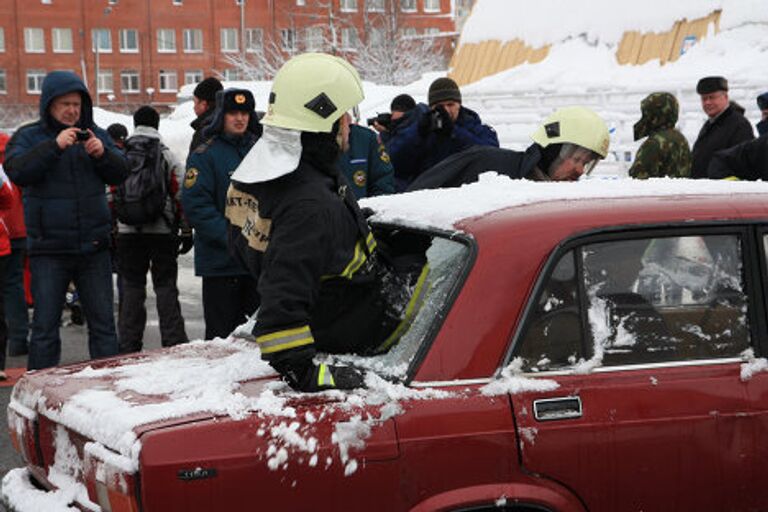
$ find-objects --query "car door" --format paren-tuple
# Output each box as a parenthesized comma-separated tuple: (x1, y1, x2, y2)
(507, 227, 764, 512)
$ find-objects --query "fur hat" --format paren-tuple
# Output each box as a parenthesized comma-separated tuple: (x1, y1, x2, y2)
(193, 77, 223, 103)
(218, 88, 256, 113)
(390, 94, 416, 113)
(696, 76, 728, 95)
(133, 106, 160, 129)
(428, 77, 462, 106)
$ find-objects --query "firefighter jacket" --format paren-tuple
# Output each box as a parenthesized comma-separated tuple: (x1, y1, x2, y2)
(226, 157, 428, 370)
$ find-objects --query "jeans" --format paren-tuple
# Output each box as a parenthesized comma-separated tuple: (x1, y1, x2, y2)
(28, 251, 118, 370)
(117, 234, 188, 353)
(4, 244, 29, 355)
(202, 275, 259, 340)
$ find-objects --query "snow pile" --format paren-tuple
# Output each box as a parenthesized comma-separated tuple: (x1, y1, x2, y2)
(740, 348, 768, 381)
(460, 0, 767, 47)
(362, 173, 768, 232)
(481, 359, 559, 396)
(1, 469, 83, 512)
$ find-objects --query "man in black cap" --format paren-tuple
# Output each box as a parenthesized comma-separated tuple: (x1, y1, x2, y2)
(189, 76, 223, 152)
(371, 93, 417, 144)
(387, 77, 498, 191)
(690, 75, 754, 178)
(182, 89, 262, 339)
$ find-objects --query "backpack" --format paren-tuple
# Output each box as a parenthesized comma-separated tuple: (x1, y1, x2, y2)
(115, 136, 169, 226)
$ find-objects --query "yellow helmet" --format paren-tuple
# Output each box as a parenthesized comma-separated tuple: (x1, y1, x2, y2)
(530, 106, 610, 158)
(262, 53, 364, 133)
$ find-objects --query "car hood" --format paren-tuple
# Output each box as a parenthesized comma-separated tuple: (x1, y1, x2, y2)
(9, 339, 297, 456)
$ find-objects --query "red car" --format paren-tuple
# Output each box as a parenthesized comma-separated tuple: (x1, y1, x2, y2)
(4, 178, 768, 512)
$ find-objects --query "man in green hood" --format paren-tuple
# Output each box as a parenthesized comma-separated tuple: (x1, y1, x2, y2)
(629, 92, 691, 179)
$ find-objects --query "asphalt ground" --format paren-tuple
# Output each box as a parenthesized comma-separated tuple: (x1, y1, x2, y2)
(0, 253, 204, 509)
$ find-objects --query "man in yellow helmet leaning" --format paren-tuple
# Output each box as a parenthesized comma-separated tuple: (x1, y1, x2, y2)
(225, 53, 428, 392)
(407, 106, 610, 190)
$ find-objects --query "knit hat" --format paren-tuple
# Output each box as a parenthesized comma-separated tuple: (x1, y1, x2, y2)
(193, 77, 223, 103)
(133, 106, 160, 129)
(428, 77, 462, 106)
(696, 76, 728, 95)
(390, 93, 416, 113)
(757, 92, 768, 111)
(107, 123, 128, 143)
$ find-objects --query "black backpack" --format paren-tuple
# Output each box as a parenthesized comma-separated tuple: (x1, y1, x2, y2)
(115, 136, 169, 226)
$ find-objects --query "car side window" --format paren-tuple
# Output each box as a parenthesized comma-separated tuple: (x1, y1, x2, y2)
(516, 233, 749, 372)
(516, 250, 585, 371)
(584, 234, 748, 365)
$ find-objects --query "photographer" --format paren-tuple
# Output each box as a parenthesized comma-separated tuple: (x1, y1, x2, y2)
(387, 78, 498, 191)
(368, 94, 417, 145)
(4, 70, 128, 370)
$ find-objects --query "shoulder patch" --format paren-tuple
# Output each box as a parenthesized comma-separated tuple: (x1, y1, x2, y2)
(378, 144, 391, 164)
(194, 137, 215, 154)
(184, 168, 199, 189)
(353, 170, 367, 187)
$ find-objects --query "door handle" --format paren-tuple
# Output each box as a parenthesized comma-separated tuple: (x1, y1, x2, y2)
(533, 396, 582, 421)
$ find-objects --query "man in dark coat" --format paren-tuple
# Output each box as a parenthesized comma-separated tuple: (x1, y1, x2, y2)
(337, 113, 395, 199)
(188, 76, 223, 153)
(707, 133, 768, 181)
(4, 71, 128, 370)
(182, 88, 262, 339)
(690, 76, 754, 179)
(756, 92, 768, 137)
(388, 77, 499, 191)
(408, 106, 610, 191)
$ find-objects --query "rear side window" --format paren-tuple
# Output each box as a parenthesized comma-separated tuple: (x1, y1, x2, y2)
(516, 233, 749, 372)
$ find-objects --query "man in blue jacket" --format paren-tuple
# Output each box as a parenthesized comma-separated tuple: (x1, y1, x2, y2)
(182, 88, 262, 339)
(387, 77, 499, 191)
(4, 71, 128, 370)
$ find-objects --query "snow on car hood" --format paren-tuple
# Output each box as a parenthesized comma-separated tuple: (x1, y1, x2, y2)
(361, 174, 768, 232)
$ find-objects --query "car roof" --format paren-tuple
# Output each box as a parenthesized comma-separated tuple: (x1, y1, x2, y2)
(363, 175, 768, 235)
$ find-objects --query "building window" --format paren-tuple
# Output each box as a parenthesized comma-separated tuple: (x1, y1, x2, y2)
(157, 29, 176, 52)
(184, 70, 203, 85)
(340, 0, 357, 12)
(400, 0, 416, 11)
(108, 0, 118, 4)
(424, 27, 440, 36)
(296, 0, 306, 5)
(119, 29, 139, 52)
(280, 29, 295, 51)
(423, 0, 440, 12)
(26, 69, 46, 94)
(0, 28, 5, 52)
(92, 29, 112, 53)
(245, 28, 263, 52)
(173, 0, 183, 4)
(0, 70, 6, 93)
(220, 28, 238, 53)
(366, 0, 385, 11)
(222, 68, 240, 81)
(183, 29, 203, 53)
(24, 28, 45, 53)
(52, 28, 73, 53)
(341, 27, 359, 50)
(369, 28, 385, 46)
(121, 70, 140, 93)
(97, 69, 114, 93)
(305, 27, 324, 51)
(159, 70, 178, 92)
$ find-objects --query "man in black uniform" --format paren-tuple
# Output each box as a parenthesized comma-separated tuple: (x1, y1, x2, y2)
(225, 54, 428, 392)
(690, 76, 754, 179)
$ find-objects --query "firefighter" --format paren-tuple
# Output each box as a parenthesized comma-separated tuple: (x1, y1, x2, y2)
(225, 53, 428, 392)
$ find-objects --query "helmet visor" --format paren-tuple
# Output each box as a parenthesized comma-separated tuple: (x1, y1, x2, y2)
(548, 143, 601, 180)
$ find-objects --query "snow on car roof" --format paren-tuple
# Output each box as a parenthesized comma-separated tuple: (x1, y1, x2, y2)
(362, 174, 768, 232)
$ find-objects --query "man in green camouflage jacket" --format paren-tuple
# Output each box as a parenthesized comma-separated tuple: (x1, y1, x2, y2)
(629, 92, 692, 179)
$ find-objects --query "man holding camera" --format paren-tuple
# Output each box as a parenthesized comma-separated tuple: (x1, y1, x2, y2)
(4, 70, 128, 370)
(387, 77, 498, 191)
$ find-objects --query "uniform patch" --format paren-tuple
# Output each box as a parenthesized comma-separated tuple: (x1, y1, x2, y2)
(235, 94, 247, 104)
(225, 186, 272, 252)
(353, 170, 367, 187)
(184, 168, 199, 189)
(378, 144, 391, 164)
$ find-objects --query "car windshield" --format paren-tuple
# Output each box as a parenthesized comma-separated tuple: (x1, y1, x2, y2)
(331, 229, 471, 379)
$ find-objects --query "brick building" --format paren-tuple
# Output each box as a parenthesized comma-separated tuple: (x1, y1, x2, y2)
(0, 0, 472, 123)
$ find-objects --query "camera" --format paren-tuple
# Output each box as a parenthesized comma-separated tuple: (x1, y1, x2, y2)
(76, 129, 91, 142)
(428, 109, 445, 132)
(366, 113, 392, 129)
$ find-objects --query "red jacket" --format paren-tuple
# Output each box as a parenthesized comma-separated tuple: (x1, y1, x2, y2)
(0, 177, 12, 257)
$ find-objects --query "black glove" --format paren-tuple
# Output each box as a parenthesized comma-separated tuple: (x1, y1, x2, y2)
(275, 359, 366, 392)
(177, 231, 194, 255)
